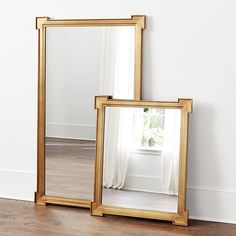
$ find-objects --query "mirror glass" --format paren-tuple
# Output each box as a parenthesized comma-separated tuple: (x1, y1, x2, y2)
(102, 107, 181, 213)
(45, 26, 135, 200)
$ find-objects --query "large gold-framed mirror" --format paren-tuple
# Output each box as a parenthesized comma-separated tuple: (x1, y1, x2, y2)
(91, 96, 192, 226)
(35, 16, 146, 208)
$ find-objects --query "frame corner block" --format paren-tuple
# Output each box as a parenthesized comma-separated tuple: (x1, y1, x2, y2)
(131, 15, 146, 29)
(178, 99, 193, 113)
(90, 202, 103, 216)
(173, 211, 189, 226)
(35, 192, 46, 206)
(36, 16, 49, 29)
(95, 96, 112, 109)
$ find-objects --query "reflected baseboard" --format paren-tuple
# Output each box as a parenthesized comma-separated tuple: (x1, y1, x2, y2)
(46, 123, 96, 140)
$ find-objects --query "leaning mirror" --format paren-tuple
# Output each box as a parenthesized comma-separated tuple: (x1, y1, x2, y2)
(35, 16, 146, 208)
(91, 96, 192, 226)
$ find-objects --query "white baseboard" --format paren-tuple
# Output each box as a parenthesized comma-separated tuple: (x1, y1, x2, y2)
(189, 215, 236, 225)
(0, 169, 36, 201)
(187, 186, 236, 224)
(0, 168, 235, 224)
(46, 123, 96, 140)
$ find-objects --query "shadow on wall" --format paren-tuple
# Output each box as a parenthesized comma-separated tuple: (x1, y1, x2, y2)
(186, 101, 225, 221)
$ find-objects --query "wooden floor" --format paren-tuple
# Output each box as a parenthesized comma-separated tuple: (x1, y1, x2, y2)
(0, 198, 235, 236)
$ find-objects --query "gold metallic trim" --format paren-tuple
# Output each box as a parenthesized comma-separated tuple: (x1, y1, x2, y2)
(35, 193, 90, 208)
(91, 96, 192, 226)
(36, 16, 145, 29)
(35, 16, 146, 208)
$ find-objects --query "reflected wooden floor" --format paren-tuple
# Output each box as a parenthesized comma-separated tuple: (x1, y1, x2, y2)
(0, 198, 236, 236)
(45, 137, 95, 200)
(46, 137, 177, 212)
(103, 188, 178, 213)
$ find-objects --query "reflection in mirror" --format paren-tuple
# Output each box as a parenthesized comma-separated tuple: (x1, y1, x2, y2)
(45, 26, 135, 200)
(102, 107, 181, 213)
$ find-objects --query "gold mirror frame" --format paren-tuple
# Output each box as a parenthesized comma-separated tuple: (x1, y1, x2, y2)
(35, 16, 146, 208)
(91, 96, 192, 226)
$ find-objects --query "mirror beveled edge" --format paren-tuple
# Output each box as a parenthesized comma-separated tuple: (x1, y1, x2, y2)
(35, 16, 146, 208)
(91, 96, 193, 226)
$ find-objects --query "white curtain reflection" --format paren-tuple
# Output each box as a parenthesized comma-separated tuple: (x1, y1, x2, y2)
(161, 109, 181, 195)
(103, 108, 134, 189)
(100, 26, 135, 189)
(99, 26, 135, 98)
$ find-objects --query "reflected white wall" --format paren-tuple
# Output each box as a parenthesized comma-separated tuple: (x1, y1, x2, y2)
(46, 27, 102, 140)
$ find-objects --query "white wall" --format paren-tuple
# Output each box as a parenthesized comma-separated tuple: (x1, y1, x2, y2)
(0, 0, 236, 224)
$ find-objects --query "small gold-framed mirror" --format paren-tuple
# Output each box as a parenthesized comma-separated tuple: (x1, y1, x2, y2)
(35, 16, 146, 208)
(91, 96, 192, 226)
